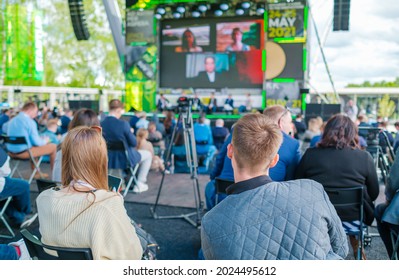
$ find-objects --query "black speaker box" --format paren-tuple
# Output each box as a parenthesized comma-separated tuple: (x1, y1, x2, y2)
(68, 0, 90, 40)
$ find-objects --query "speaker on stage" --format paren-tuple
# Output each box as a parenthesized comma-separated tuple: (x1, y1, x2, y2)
(68, 0, 90, 40)
(333, 0, 351, 31)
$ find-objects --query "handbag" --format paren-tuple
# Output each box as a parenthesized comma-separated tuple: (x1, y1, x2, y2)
(131, 219, 160, 260)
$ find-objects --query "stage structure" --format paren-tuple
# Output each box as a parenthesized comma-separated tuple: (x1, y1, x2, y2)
(124, 0, 309, 113)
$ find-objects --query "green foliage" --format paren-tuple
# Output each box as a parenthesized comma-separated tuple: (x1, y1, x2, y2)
(378, 94, 396, 118)
(347, 77, 399, 88)
(3, 0, 126, 89)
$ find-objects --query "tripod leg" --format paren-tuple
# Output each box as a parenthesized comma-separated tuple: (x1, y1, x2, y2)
(151, 114, 181, 216)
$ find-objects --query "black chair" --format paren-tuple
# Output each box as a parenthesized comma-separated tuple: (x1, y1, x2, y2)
(3, 136, 44, 184)
(390, 228, 399, 260)
(0, 196, 15, 238)
(106, 141, 139, 197)
(214, 177, 234, 205)
(20, 229, 93, 260)
(324, 186, 365, 260)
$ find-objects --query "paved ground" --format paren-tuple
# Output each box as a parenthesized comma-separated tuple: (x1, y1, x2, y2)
(0, 160, 392, 260)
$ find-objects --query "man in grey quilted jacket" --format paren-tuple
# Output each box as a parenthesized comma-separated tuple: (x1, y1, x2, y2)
(201, 114, 348, 260)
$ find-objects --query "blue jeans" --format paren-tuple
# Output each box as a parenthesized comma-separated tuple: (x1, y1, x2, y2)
(0, 244, 18, 260)
(205, 180, 227, 210)
(0, 177, 31, 224)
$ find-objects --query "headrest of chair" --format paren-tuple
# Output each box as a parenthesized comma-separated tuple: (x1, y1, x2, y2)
(0, 147, 8, 167)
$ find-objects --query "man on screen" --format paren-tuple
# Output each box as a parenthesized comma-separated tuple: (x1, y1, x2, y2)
(194, 56, 224, 87)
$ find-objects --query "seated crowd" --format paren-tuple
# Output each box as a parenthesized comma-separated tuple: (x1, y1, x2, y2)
(1, 99, 399, 260)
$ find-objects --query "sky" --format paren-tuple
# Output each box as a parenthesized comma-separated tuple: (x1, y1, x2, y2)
(308, 0, 399, 91)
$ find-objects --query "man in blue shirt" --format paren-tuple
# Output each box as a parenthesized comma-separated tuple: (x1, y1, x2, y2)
(7, 102, 57, 173)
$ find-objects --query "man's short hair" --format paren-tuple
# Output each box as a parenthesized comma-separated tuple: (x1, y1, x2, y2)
(22, 102, 37, 112)
(109, 99, 124, 111)
(263, 105, 287, 124)
(232, 114, 282, 169)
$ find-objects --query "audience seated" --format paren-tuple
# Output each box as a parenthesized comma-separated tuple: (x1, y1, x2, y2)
(293, 113, 306, 139)
(136, 112, 149, 130)
(0, 240, 28, 260)
(374, 149, 399, 259)
(59, 109, 73, 135)
(40, 119, 60, 163)
(378, 121, 394, 154)
(263, 105, 301, 181)
(295, 114, 379, 259)
(204, 105, 301, 210)
(52, 108, 100, 182)
(193, 116, 217, 171)
(211, 119, 229, 151)
(136, 128, 165, 172)
(148, 122, 165, 151)
(201, 114, 348, 260)
(102, 100, 152, 193)
(129, 111, 141, 134)
(205, 133, 234, 210)
(36, 126, 142, 260)
(393, 121, 399, 153)
(300, 118, 322, 155)
(6, 102, 57, 173)
(0, 147, 37, 229)
(0, 109, 11, 135)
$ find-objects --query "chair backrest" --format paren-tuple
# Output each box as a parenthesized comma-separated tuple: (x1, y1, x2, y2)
(2, 136, 27, 145)
(106, 141, 126, 151)
(215, 177, 234, 195)
(20, 229, 93, 260)
(106, 140, 133, 169)
(36, 179, 59, 193)
(323, 186, 364, 223)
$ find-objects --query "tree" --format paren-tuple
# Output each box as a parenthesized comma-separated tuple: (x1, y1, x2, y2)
(4, 0, 125, 89)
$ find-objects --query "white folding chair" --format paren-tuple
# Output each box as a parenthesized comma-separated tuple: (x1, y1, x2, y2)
(3, 136, 44, 184)
(0, 196, 15, 238)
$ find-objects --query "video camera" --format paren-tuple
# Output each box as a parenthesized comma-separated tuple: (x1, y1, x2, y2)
(177, 96, 193, 111)
(358, 127, 380, 146)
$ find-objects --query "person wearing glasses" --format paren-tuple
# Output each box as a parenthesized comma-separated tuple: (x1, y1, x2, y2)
(101, 99, 152, 193)
(37, 127, 142, 260)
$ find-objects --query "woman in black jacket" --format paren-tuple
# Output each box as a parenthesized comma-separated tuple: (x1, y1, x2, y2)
(295, 114, 379, 259)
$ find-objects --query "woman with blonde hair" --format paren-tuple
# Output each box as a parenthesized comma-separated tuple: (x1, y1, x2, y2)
(136, 128, 165, 172)
(37, 126, 142, 260)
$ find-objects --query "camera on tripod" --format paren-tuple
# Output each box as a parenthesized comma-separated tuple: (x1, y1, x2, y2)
(358, 127, 380, 146)
(177, 96, 193, 111)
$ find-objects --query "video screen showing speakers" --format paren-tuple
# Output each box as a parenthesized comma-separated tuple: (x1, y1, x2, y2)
(159, 17, 264, 89)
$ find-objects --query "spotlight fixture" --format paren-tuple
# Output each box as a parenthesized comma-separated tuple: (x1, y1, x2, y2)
(256, 3, 265, 15)
(219, 1, 229, 11)
(191, 5, 202, 18)
(154, 13, 162, 20)
(198, 3, 208, 13)
(155, 5, 166, 15)
(172, 8, 182, 18)
(235, 4, 245, 15)
(208, 3, 223, 17)
(176, 4, 186, 14)
(241, 1, 251, 9)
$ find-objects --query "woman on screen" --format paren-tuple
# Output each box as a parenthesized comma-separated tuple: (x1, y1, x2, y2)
(225, 27, 250, 52)
(175, 29, 203, 53)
